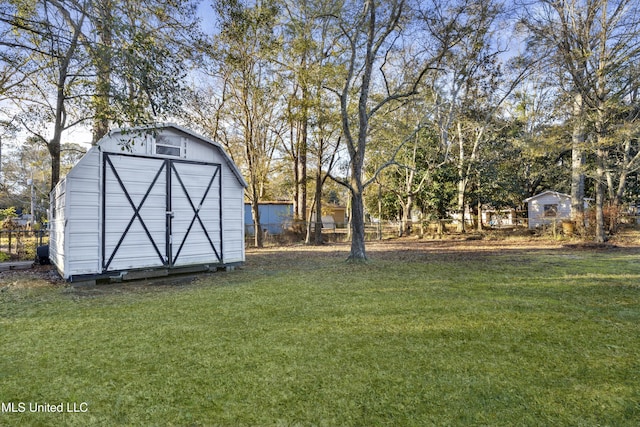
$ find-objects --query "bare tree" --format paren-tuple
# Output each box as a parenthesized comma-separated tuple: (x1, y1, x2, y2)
(211, 0, 282, 248)
(324, 0, 447, 260)
(280, 0, 314, 222)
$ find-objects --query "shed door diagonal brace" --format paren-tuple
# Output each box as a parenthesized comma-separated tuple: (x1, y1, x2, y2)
(170, 163, 221, 265)
(102, 154, 168, 271)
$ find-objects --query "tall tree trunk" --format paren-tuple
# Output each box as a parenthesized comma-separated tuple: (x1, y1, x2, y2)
(477, 173, 482, 231)
(349, 184, 367, 260)
(606, 169, 624, 234)
(292, 138, 300, 218)
(455, 122, 483, 233)
(247, 125, 263, 247)
(594, 147, 607, 243)
(314, 174, 323, 245)
(298, 83, 308, 221)
(50, 84, 64, 188)
(251, 195, 263, 248)
(456, 179, 466, 233)
(297, 137, 307, 220)
(48, 139, 61, 192)
(607, 141, 633, 233)
(92, 0, 113, 144)
(50, 16, 81, 190)
(593, 18, 609, 244)
(340, 0, 405, 260)
(304, 171, 324, 246)
(401, 195, 413, 236)
(570, 93, 586, 232)
(348, 118, 369, 259)
(456, 120, 465, 232)
(400, 162, 416, 236)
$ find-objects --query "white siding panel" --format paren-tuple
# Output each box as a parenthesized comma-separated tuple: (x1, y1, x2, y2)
(68, 177, 99, 194)
(64, 149, 101, 277)
(221, 169, 245, 263)
(184, 139, 217, 162)
(49, 178, 67, 276)
(68, 260, 100, 273)
(223, 242, 244, 262)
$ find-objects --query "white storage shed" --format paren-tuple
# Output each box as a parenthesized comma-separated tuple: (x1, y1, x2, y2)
(49, 124, 247, 282)
(524, 190, 572, 229)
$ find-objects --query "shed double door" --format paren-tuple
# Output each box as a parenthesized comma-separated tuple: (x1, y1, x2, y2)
(102, 153, 222, 272)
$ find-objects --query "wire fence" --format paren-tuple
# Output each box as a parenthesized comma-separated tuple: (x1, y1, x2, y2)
(0, 229, 49, 261)
(245, 213, 640, 245)
(243, 219, 491, 244)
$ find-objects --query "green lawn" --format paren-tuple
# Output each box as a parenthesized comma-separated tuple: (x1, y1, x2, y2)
(1, 239, 639, 426)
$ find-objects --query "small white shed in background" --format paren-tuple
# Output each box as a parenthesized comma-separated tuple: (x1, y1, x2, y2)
(524, 190, 572, 229)
(49, 124, 247, 282)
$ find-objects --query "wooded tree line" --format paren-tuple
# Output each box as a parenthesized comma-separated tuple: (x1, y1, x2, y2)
(1, 0, 639, 259)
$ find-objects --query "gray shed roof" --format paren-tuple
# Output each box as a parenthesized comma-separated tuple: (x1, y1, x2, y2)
(523, 190, 571, 203)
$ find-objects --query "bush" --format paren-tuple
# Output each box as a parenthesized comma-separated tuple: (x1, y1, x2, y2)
(1, 207, 19, 229)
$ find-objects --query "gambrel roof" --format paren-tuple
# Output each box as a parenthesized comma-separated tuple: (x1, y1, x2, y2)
(104, 123, 248, 188)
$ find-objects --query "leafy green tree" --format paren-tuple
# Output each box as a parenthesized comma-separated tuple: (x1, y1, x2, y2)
(367, 112, 441, 236)
(426, 0, 527, 232)
(0, 0, 200, 189)
(421, 163, 459, 221)
(87, 0, 202, 141)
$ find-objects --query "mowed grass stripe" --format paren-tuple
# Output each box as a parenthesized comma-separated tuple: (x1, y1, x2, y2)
(1, 247, 639, 426)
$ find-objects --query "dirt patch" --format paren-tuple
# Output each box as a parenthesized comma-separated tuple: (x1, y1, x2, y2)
(245, 231, 640, 267)
(562, 242, 618, 250)
(246, 235, 564, 264)
(0, 264, 65, 291)
(64, 273, 205, 298)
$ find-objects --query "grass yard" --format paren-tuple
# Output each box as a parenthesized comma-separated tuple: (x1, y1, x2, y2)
(1, 235, 639, 426)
